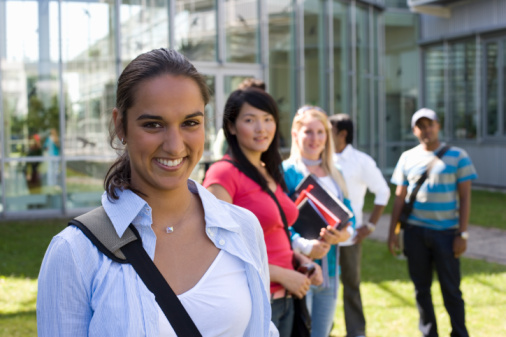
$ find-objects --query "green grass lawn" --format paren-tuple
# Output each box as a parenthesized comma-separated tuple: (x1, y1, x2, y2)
(363, 186, 506, 230)
(331, 240, 506, 336)
(0, 220, 66, 336)
(1, 219, 506, 336)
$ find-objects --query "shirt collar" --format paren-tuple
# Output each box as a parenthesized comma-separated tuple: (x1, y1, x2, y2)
(102, 189, 151, 238)
(102, 180, 242, 238)
(339, 144, 354, 160)
(190, 179, 242, 234)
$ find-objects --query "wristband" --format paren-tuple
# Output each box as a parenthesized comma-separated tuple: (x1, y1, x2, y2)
(364, 221, 376, 233)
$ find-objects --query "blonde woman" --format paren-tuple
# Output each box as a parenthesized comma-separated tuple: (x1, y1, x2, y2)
(282, 105, 355, 337)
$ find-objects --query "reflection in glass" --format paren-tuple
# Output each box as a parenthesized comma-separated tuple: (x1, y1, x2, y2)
(62, 0, 117, 158)
(333, 1, 348, 115)
(355, 3, 370, 150)
(503, 39, 506, 136)
(3, 159, 62, 212)
(174, 0, 216, 61)
(304, 0, 322, 108)
(450, 41, 477, 139)
(3, 0, 60, 159)
(194, 75, 215, 183)
(120, 0, 169, 62)
(204, 75, 216, 152)
(384, 12, 419, 145)
(66, 159, 112, 209)
(225, 0, 259, 63)
(485, 42, 498, 136)
(267, 0, 295, 148)
(424, 45, 446, 135)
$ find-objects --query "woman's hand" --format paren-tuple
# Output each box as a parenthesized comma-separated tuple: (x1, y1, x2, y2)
(269, 263, 311, 299)
(320, 223, 351, 245)
(308, 262, 323, 286)
(281, 269, 312, 299)
(307, 239, 330, 259)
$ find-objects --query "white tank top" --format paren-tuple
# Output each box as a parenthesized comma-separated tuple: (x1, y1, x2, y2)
(158, 250, 252, 337)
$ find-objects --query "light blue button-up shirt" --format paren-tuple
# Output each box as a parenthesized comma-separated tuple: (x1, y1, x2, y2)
(37, 179, 278, 337)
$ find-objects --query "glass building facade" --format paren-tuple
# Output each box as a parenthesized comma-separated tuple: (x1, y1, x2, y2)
(417, 0, 506, 188)
(0, 0, 420, 218)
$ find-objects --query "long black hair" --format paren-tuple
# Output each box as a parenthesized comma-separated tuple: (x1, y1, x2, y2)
(104, 48, 210, 199)
(222, 88, 287, 192)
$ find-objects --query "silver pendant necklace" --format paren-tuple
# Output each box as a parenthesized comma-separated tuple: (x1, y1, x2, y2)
(155, 194, 193, 234)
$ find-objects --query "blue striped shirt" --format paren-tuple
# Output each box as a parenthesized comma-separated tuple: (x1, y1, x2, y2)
(37, 179, 278, 337)
(391, 144, 477, 230)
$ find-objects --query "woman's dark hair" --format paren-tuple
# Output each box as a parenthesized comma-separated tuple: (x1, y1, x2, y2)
(104, 48, 210, 199)
(223, 88, 287, 192)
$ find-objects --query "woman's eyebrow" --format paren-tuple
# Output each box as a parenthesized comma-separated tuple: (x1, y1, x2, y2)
(136, 114, 162, 121)
(185, 111, 204, 119)
(136, 111, 204, 121)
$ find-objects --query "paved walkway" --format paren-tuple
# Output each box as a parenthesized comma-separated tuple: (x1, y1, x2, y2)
(366, 214, 506, 266)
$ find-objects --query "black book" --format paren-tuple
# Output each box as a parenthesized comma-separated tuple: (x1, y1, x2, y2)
(291, 174, 353, 240)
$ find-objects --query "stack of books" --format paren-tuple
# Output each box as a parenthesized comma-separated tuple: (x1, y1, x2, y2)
(291, 174, 353, 240)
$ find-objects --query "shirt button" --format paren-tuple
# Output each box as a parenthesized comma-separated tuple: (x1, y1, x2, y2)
(207, 229, 215, 237)
(219, 239, 225, 245)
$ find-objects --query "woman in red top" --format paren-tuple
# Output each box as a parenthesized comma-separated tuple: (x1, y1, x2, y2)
(203, 88, 322, 336)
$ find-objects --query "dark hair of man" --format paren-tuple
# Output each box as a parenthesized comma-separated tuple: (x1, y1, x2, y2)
(104, 48, 210, 200)
(222, 87, 287, 192)
(329, 113, 354, 145)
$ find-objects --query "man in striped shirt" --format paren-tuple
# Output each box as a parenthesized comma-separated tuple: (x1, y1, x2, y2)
(388, 108, 477, 337)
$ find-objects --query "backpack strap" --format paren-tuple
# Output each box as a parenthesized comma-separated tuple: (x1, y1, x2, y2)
(69, 206, 203, 336)
(69, 206, 137, 263)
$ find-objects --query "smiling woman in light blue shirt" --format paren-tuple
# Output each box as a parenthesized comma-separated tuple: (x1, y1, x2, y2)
(36, 48, 278, 337)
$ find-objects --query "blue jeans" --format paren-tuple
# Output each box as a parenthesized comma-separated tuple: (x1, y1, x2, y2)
(271, 296, 294, 337)
(306, 276, 339, 337)
(404, 225, 469, 337)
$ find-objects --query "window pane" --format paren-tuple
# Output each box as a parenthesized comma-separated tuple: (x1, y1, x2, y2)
(4, 158, 62, 212)
(267, 0, 295, 149)
(485, 42, 498, 136)
(66, 159, 111, 209)
(503, 39, 506, 136)
(204, 75, 216, 152)
(355, 3, 370, 149)
(450, 41, 477, 139)
(174, 0, 216, 62)
(62, 0, 117, 158)
(424, 44, 446, 134)
(224, 0, 259, 63)
(3, 0, 60, 159)
(304, 0, 323, 108)
(333, 1, 349, 115)
(384, 12, 419, 144)
(120, 0, 169, 62)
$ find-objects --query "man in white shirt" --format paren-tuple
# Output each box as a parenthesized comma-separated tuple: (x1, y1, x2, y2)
(329, 114, 390, 337)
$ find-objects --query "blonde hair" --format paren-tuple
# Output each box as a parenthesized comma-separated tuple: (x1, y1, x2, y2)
(288, 105, 348, 198)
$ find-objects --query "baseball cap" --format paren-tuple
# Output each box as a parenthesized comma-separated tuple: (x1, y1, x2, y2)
(411, 108, 438, 128)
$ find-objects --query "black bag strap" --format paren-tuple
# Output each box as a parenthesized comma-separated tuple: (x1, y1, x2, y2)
(120, 228, 202, 336)
(69, 208, 202, 337)
(404, 144, 451, 215)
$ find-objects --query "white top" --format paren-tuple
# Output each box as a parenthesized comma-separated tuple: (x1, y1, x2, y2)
(158, 250, 252, 336)
(334, 144, 390, 228)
